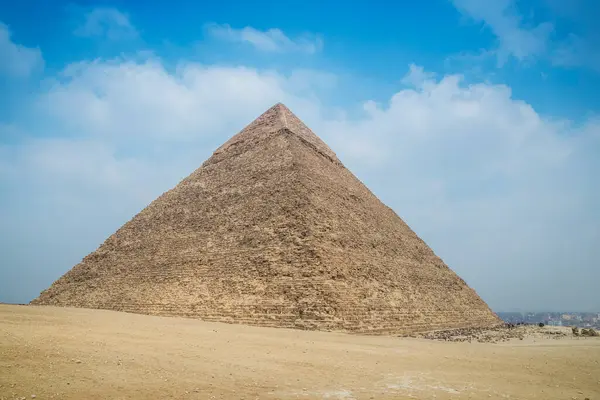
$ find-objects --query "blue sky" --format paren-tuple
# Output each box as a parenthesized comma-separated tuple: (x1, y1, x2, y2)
(0, 0, 598, 312)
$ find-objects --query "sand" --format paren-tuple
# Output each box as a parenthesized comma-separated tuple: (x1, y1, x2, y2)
(1, 304, 599, 400)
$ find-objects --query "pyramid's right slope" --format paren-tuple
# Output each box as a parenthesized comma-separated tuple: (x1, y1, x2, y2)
(33, 103, 501, 334)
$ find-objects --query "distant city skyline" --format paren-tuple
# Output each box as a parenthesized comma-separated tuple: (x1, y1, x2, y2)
(497, 311, 600, 330)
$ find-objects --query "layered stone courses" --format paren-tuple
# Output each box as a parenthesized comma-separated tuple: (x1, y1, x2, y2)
(32, 103, 501, 334)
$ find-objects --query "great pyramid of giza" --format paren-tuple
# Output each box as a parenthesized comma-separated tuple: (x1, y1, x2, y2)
(32, 103, 501, 334)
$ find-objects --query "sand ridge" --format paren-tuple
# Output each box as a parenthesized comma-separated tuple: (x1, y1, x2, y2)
(1, 305, 598, 400)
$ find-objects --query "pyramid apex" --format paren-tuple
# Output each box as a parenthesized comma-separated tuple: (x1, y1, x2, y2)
(274, 102, 293, 112)
(267, 102, 292, 124)
(213, 102, 342, 164)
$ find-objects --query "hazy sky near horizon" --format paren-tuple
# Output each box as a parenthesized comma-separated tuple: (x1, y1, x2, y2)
(0, 0, 598, 312)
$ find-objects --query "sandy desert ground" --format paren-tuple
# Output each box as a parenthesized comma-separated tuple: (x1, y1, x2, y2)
(1, 304, 599, 400)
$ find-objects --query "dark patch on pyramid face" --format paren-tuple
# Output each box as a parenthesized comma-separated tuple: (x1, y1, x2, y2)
(32, 103, 501, 334)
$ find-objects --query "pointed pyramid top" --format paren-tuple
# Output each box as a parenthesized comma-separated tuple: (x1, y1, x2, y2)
(260, 102, 290, 129)
(213, 103, 341, 165)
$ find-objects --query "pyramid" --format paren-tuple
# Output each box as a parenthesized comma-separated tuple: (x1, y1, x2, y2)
(32, 103, 501, 334)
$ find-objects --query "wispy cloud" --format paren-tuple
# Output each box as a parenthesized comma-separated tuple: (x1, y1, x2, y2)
(552, 32, 600, 72)
(450, 0, 600, 71)
(74, 7, 138, 40)
(205, 23, 323, 54)
(451, 0, 553, 65)
(0, 22, 43, 77)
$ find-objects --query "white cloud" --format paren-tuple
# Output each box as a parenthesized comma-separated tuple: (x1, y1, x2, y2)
(0, 22, 43, 77)
(36, 58, 329, 145)
(205, 23, 323, 54)
(320, 68, 599, 312)
(401, 64, 437, 88)
(74, 7, 138, 40)
(0, 57, 598, 312)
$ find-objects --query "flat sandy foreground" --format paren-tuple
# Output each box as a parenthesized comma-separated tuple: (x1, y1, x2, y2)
(1, 305, 599, 400)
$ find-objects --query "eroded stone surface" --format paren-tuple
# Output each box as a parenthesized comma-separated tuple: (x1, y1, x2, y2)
(31, 103, 501, 334)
